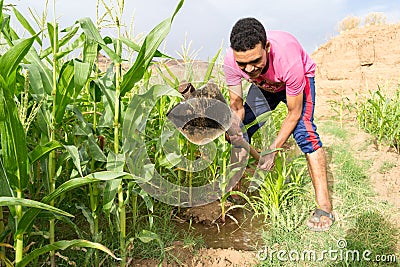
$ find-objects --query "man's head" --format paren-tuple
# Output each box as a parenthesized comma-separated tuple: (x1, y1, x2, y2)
(230, 17, 266, 52)
(230, 18, 269, 79)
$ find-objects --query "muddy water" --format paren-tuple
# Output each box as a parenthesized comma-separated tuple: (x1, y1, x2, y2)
(176, 208, 266, 251)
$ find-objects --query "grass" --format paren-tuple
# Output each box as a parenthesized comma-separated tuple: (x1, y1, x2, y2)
(255, 120, 399, 267)
(378, 161, 397, 174)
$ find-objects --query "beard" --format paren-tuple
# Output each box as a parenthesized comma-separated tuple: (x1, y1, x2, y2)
(245, 59, 269, 78)
(245, 68, 262, 78)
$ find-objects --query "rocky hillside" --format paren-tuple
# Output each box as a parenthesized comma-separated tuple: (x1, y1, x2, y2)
(311, 23, 400, 118)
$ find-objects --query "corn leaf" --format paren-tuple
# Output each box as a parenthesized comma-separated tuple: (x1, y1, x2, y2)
(103, 153, 125, 214)
(0, 158, 14, 200)
(0, 197, 72, 217)
(74, 60, 91, 97)
(26, 49, 53, 95)
(12, 7, 42, 46)
(64, 145, 83, 177)
(120, 37, 171, 58)
(0, 36, 35, 79)
(0, 38, 33, 191)
(78, 17, 121, 63)
(55, 60, 75, 124)
(17, 172, 131, 236)
(40, 25, 80, 59)
(47, 22, 59, 54)
(16, 239, 120, 267)
(120, 0, 184, 96)
(122, 84, 182, 143)
(28, 140, 63, 163)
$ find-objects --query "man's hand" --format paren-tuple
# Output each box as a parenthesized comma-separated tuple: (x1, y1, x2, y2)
(226, 117, 245, 146)
(257, 150, 277, 171)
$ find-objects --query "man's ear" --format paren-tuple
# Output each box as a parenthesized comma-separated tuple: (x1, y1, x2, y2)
(265, 41, 271, 52)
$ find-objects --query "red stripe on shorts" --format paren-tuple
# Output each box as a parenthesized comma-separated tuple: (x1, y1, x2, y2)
(303, 78, 320, 151)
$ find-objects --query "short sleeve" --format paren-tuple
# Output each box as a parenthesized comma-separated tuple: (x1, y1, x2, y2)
(223, 49, 243, 86)
(280, 43, 306, 96)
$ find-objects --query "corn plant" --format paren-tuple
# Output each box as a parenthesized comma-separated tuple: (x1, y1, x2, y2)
(327, 88, 355, 128)
(250, 153, 308, 221)
(0, 0, 185, 265)
(0, 29, 122, 267)
(356, 87, 400, 152)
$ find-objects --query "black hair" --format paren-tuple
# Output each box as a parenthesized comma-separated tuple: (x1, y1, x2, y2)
(230, 17, 267, 52)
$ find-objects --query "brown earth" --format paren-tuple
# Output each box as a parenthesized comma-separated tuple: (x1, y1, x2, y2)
(129, 245, 257, 267)
(311, 23, 400, 119)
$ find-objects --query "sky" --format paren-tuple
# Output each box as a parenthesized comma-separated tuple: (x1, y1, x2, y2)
(10, 0, 400, 61)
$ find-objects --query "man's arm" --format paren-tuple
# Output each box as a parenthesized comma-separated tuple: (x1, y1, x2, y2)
(228, 84, 244, 121)
(270, 92, 303, 150)
(258, 92, 303, 170)
(227, 84, 246, 143)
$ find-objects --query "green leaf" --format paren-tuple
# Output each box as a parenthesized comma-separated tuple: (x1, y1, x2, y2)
(120, 0, 184, 96)
(78, 17, 121, 63)
(202, 48, 221, 86)
(47, 22, 59, 54)
(74, 60, 90, 97)
(26, 50, 53, 95)
(122, 84, 182, 144)
(12, 7, 41, 46)
(0, 197, 72, 217)
(40, 25, 81, 59)
(0, 157, 14, 198)
(0, 79, 29, 190)
(0, 36, 35, 79)
(55, 60, 75, 124)
(64, 145, 83, 177)
(103, 153, 125, 214)
(16, 239, 120, 267)
(28, 141, 63, 163)
(17, 172, 131, 236)
(120, 37, 171, 58)
(95, 68, 116, 115)
(106, 152, 125, 172)
(137, 229, 160, 243)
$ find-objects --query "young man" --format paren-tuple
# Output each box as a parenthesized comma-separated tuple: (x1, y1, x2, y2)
(224, 17, 334, 231)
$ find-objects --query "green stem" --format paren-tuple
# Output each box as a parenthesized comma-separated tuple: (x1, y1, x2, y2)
(90, 85, 100, 267)
(114, 15, 126, 266)
(15, 190, 23, 264)
(131, 193, 138, 233)
(49, 2, 59, 266)
(0, 206, 4, 259)
(221, 142, 227, 222)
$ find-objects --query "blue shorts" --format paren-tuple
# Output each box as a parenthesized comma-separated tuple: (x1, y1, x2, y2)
(242, 77, 322, 154)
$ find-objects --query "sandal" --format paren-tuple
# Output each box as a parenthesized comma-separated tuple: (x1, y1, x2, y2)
(307, 208, 335, 232)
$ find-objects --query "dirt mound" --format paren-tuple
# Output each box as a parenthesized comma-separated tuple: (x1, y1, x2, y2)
(130, 243, 258, 267)
(311, 23, 400, 119)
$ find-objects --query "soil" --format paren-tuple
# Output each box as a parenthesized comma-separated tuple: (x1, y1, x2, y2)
(129, 244, 258, 267)
(332, 125, 400, 224)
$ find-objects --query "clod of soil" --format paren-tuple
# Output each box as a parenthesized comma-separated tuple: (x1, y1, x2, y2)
(180, 201, 233, 225)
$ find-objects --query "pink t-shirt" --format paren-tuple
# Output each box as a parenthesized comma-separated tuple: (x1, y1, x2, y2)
(224, 30, 316, 96)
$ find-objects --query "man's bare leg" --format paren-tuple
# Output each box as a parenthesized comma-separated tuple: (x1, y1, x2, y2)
(305, 147, 333, 230)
